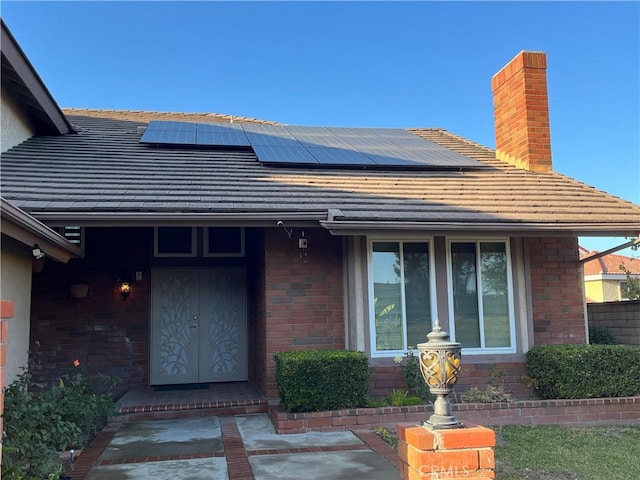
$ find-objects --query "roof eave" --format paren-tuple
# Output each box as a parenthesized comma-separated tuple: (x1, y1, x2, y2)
(1, 198, 82, 262)
(319, 220, 640, 237)
(29, 211, 329, 228)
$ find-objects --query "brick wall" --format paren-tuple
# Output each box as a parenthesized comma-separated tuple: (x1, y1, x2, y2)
(270, 396, 640, 433)
(262, 228, 345, 398)
(29, 228, 152, 391)
(588, 300, 640, 345)
(528, 236, 587, 345)
(30, 264, 149, 391)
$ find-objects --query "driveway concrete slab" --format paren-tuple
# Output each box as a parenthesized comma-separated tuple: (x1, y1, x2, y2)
(249, 450, 399, 480)
(84, 457, 227, 480)
(236, 414, 362, 450)
(98, 417, 222, 460)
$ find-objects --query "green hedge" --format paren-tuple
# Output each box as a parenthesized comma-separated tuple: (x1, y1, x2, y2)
(526, 344, 640, 399)
(588, 325, 617, 345)
(275, 349, 369, 412)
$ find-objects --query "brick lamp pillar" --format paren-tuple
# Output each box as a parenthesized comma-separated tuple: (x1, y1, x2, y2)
(397, 320, 496, 479)
(397, 423, 496, 480)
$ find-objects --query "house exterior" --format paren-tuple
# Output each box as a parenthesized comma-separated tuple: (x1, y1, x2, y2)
(2, 25, 640, 403)
(1, 21, 82, 461)
(1, 20, 81, 384)
(581, 247, 640, 303)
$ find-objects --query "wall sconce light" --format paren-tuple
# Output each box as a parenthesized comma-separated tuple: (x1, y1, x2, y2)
(118, 279, 132, 300)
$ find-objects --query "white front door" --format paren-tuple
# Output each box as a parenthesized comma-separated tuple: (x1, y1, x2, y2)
(150, 267, 248, 385)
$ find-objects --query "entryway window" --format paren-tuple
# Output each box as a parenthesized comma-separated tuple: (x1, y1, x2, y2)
(154, 227, 197, 257)
(204, 227, 245, 257)
(447, 240, 516, 353)
(368, 240, 435, 356)
(154, 227, 244, 257)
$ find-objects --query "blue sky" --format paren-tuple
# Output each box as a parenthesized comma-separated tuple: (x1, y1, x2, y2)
(2, 1, 639, 253)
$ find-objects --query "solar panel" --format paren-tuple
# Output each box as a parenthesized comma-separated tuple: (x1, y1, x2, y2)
(145, 121, 195, 132)
(196, 131, 251, 147)
(251, 145, 318, 164)
(307, 147, 376, 166)
(140, 129, 196, 144)
(140, 121, 486, 169)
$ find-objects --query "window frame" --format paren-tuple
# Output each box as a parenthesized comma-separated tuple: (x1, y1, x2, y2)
(203, 227, 245, 258)
(445, 238, 517, 355)
(153, 227, 197, 257)
(367, 237, 438, 358)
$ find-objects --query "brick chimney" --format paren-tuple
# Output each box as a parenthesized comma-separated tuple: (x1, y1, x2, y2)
(492, 51, 552, 172)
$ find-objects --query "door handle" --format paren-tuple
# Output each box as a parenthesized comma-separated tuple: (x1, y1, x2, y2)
(190, 324, 198, 328)
(191, 314, 198, 328)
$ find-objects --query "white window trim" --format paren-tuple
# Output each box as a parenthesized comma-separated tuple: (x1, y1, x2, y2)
(367, 237, 438, 358)
(203, 227, 245, 258)
(445, 238, 517, 355)
(153, 227, 197, 257)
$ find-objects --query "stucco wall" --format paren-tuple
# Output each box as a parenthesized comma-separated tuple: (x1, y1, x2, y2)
(0, 235, 33, 384)
(1, 86, 34, 152)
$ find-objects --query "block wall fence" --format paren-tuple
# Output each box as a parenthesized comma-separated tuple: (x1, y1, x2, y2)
(588, 300, 640, 346)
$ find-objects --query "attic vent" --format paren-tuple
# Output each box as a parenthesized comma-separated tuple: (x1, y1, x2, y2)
(57, 226, 84, 250)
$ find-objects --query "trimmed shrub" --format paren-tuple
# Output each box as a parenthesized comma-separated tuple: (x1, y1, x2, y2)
(589, 325, 617, 345)
(275, 349, 369, 412)
(526, 344, 640, 399)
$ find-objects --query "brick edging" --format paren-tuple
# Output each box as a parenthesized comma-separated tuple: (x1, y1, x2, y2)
(63, 423, 120, 480)
(270, 396, 640, 433)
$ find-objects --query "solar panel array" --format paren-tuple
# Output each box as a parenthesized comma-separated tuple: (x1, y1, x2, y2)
(140, 121, 485, 169)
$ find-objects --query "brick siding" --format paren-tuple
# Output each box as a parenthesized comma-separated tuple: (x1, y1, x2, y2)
(29, 264, 148, 391)
(528, 236, 587, 344)
(262, 228, 344, 398)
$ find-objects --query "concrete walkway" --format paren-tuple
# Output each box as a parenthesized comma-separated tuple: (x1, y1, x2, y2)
(65, 414, 400, 480)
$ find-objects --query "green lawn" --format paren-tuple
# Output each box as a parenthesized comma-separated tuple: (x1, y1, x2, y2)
(377, 424, 640, 479)
(494, 425, 640, 480)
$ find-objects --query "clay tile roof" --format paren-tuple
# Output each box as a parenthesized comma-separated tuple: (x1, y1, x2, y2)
(582, 250, 640, 275)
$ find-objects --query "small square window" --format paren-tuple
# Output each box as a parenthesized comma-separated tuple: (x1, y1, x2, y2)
(204, 227, 244, 257)
(154, 227, 196, 257)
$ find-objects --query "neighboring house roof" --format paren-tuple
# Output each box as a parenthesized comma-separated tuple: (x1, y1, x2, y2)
(1, 109, 639, 235)
(0, 20, 71, 136)
(581, 249, 640, 276)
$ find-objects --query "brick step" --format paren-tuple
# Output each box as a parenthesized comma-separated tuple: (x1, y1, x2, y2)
(117, 399, 268, 422)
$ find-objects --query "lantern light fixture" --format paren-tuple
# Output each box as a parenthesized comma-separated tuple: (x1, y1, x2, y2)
(417, 319, 463, 429)
(117, 279, 132, 300)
